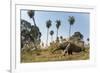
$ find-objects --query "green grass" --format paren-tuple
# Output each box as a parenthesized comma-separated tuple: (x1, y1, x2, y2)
(21, 48, 89, 63)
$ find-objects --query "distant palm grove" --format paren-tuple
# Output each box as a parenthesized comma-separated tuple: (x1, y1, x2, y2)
(21, 10, 90, 62)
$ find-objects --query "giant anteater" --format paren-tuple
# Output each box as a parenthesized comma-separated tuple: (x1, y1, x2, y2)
(52, 41, 84, 56)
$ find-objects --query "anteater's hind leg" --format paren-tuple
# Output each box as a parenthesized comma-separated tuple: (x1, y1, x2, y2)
(68, 50, 73, 55)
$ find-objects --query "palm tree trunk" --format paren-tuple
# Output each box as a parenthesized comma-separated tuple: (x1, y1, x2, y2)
(32, 17, 36, 26)
(69, 25, 71, 38)
(51, 35, 53, 42)
(46, 29, 49, 46)
(56, 29, 58, 39)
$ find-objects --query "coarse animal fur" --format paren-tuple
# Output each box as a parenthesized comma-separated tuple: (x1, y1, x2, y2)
(52, 41, 84, 56)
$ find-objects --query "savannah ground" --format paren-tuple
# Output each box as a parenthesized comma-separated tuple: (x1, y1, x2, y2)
(21, 47, 89, 63)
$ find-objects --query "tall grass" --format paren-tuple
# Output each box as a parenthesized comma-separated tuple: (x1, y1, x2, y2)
(21, 47, 89, 63)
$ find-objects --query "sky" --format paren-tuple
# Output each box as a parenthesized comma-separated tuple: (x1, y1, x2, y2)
(21, 10, 89, 45)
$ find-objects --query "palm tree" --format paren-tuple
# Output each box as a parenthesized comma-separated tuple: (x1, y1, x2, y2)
(46, 20, 52, 46)
(87, 38, 89, 42)
(68, 16, 75, 38)
(87, 38, 89, 45)
(56, 37, 60, 43)
(56, 20, 61, 40)
(60, 36, 63, 43)
(50, 30, 54, 42)
(27, 10, 36, 26)
(27, 10, 42, 50)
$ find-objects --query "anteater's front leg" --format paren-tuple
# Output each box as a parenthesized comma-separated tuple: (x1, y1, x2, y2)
(62, 43, 70, 56)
